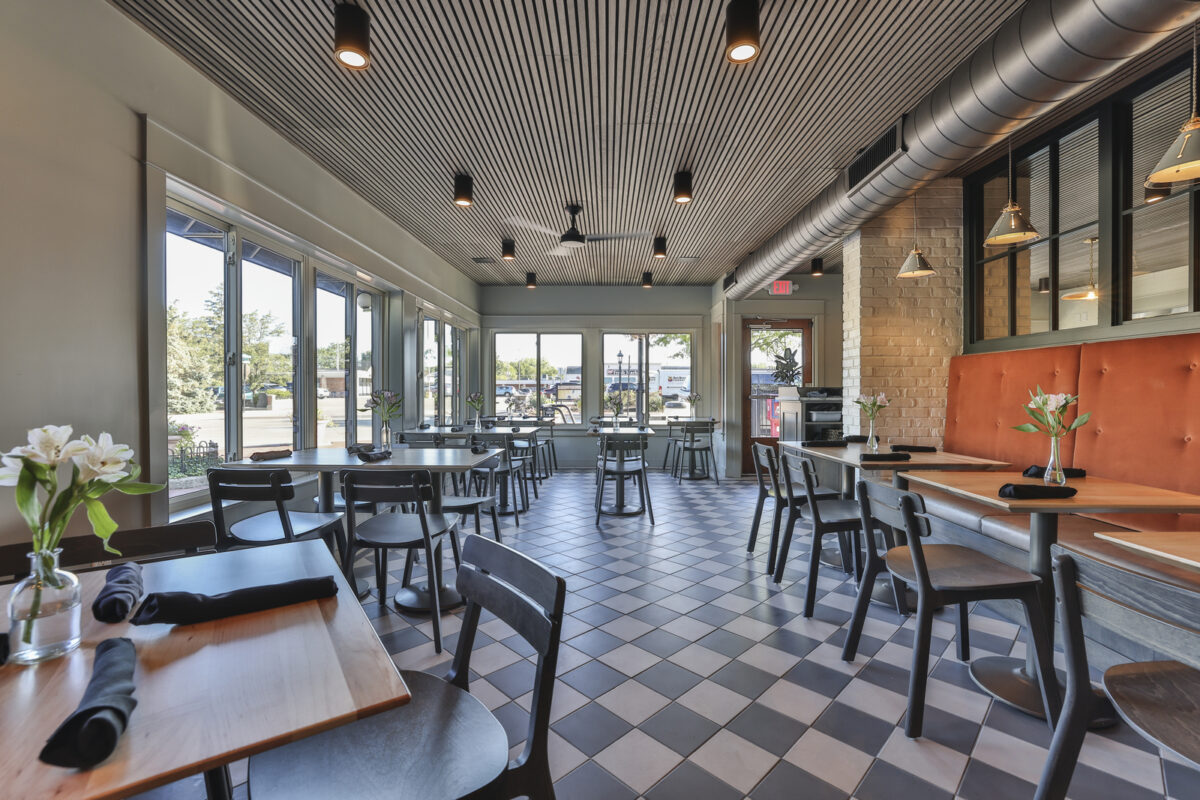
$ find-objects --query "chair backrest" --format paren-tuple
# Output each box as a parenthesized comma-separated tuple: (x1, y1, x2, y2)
(855, 479, 926, 564)
(897, 493, 937, 593)
(0, 521, 217, 581)
(448, 535, 566, 795)
(779, 452, 819, 519)
(341, 469, 436, 543)
(751, 443, 779, 496)
(598, 434, 646, 468)
(680, 420, 716, 445)
(207, 468, 296, 544)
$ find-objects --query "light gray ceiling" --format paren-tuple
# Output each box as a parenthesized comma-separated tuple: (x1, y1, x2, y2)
(111, 0, 1024, 286)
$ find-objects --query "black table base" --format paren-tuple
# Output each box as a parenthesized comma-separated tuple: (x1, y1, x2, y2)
(970, 656, 1118, 729)
(393, 585, 465, 614)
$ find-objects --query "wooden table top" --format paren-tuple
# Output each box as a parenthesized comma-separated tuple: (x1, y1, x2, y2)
(779, 442, 1009, 472)
(1094, 531, 1200, 573)
(0, 541, 409, 800)
(586, 427, 656, 436)
(903, 471, 1200, 515)
(224, 446, 503, 473)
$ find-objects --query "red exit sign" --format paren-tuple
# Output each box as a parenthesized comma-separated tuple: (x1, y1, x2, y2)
(769, 280, 793, 296)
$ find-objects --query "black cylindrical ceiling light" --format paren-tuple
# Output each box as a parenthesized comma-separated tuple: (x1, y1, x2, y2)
(1036, 277, 1051, 293)
(501, 238, 516, 261)
(453, 174, 473, 207)
(673, 171, 693, 204)
(653, 236, 667, 259)
(642, 271, 654, 288)
(333, 3, 371, 70)
(810, 258, 823, 277)
(725, 0, 761, 63)
(1145, 185, 1171, 204)
(525, 272, 537, 289)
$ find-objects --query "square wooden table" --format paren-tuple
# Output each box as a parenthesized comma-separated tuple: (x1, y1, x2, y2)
(1093, 530, 1200, 573)
(0, 541, 409, 800)
(902, 471, 1200, 720)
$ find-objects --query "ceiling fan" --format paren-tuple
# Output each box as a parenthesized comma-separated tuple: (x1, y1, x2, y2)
(508, 205, 651, 256)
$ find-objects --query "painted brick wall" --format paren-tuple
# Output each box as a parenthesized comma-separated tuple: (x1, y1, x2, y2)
(842, 179, 964, 447)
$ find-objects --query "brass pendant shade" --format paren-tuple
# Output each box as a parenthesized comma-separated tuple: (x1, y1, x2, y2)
(1145, 24, 1200, 189)
(984, 200, 1041, 246)
(1061, 236, 1099, 301)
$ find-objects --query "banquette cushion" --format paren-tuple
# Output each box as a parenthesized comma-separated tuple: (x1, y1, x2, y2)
(943, 345, 1082, 470)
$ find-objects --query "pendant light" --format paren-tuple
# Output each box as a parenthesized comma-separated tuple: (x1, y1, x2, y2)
(1062, 236, 1100, 301)
(1145, 185, 1171, 204)
(725, 0, 761, 63)
(673, 171, 693, 204)
(810, 258, 824, 277)
(333, 4, 371, 70)
(984, 138, 1041, 247)
(525, 272, 537, 289)
(653, 236, 667, 259)
(1146, 23, 1200, 187)
(501, 238, 516, 261)
(642, 271, 654, 288)
(897, 195, 936, 278)
(453, 174, 473, 207)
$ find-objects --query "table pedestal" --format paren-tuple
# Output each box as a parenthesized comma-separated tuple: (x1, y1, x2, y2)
(599, 474, 645, 516)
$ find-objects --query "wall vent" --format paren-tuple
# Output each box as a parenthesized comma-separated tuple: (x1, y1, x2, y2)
(845, 117, 905, 194)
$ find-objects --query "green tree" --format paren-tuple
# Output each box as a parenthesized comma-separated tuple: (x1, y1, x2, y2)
(166, 303, 216, 413)
(317, 339, 349, 371)
(649, 334, 691, 361)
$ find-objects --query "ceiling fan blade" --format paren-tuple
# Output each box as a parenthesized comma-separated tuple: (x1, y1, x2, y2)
(506, 216, 560, 237)
(548, 245, 574, 256)
(586, 231, 652, 242)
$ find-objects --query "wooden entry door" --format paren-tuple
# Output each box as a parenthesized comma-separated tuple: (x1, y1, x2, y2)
(741, 319, 813, 474)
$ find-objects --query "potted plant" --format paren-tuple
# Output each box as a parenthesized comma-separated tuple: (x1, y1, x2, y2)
(1013, 387, 1090, 485)
(359, 390, 403, 448)
(853, 393, 890, 452)
(771, 348, 802, 386)
(1, 425, 162, 664)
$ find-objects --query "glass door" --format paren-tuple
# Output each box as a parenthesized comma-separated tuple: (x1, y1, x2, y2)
(240, 239, 299, 457)
(316, 273, 351, 447)
(741, 319, 813, 473)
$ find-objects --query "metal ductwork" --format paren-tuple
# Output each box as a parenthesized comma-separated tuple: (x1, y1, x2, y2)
(725, 0, 1200, 299)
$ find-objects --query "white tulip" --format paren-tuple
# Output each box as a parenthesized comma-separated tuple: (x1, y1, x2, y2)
(9, 425, 83, 466)
(0, 455, 22, 487)
(71, 432, 133, 484)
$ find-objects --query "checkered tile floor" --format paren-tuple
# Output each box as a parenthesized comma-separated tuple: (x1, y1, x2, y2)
(139, 471, 1200, 800)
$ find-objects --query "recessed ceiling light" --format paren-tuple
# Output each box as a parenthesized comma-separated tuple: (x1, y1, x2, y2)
(333, 4, 370, 70)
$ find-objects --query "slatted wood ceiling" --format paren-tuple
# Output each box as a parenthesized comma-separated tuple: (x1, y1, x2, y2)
(110, 0, 1021, 286)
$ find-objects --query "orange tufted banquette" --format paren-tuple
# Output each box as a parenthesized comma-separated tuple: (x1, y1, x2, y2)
(944, 332, 1200, 532)
(943, 345, 1082, 470)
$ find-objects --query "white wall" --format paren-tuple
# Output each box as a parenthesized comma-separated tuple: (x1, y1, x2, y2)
(0, 1, 478, 545)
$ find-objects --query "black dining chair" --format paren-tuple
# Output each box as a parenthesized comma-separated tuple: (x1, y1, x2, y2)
(672, 420, 719, 484)
(471, 433, 530, 523)
(891, 494, 1060, 738)
(773, 454, 861, 602)
(746, 444, 837, 577)
(440, 449, 503, 542)
(0, 521, 217, 581)
(341, 469, 461, 652)
(1035, 550, 1200, 799)
(595, 433, 655, 524)
(247, 535, 567, 800)
(206, 468, 345, 558)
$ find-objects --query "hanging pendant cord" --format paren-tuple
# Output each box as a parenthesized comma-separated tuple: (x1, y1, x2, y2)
(1008, 137, 1015, 204)
(1192, 22, 1197, 119)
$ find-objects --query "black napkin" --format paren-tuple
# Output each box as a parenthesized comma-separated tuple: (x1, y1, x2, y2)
(92, 563, 143, 623)
(357, 450, 391, 463)
(845, 435, 880, 444)
(861, 452, 911, 463)
(249, 449, 292, 462)
(589, 426, 600, 433)
(892, 444, 937, 453)
(450, 426, 464, 432)
(39, 638, 137, 769)
(484, 423, 495, 430)
(471, 444, 488, 454)
(419, 423, 431, 430)
(802, 440, 846, 447)
(0, 632, 7, 665)
(999, 483, 1078, 500)
(1023, 465, 1086, 479)
(346, 444, 374, 455)
(638, 425, 647, 431)
(130, 576, 338, 626)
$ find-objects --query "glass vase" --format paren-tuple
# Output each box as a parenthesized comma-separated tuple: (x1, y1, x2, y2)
(7, 549, 81, 665)
(379, 423, 392, 450)
(1044, 436, 1067, 486)
(867, 417, 878, 452)
(474, 416, 482, 433)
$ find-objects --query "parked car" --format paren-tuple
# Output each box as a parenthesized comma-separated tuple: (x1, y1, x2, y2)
(607, 382, 639, 393)
(316, 386, 331, 399)
(496, 385, 517, 396)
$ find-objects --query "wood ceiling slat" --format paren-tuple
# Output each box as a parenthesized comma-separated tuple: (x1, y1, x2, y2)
(111, 0, 1028, 286)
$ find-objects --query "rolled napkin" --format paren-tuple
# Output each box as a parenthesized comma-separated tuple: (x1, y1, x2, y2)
(357, 450, 392, 463)
(999, 483, 1078, 500)
(511, 426, 521, 433)
(346, 444, 374, 455)
(861, 452, 911, 463)
(471, 444, 488, 454)
(845, 435, 880, 444)
(130, 576, 338, 626)
(484, 422, 495, 430)
(249, 449, 292, 462)
(1023, 465, 1086, 479)
(892, 444, 937, 453)
(450, 426, 464, 432)
(92, 563, 144, 623)
(589, 426, 600, 434)
(0, 632, 7, 665)
(39, 637, 138, 769)
(802, 440, 847, 448)
(638, 425, 647, 431)
(419, 423, 431, 430)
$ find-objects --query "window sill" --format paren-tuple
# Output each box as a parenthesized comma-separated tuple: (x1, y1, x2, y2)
(166, 473, 319, 523)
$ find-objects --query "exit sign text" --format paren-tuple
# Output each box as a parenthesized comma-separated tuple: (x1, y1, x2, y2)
(769, 280, 793, 296)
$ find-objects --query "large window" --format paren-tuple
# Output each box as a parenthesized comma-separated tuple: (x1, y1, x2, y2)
(316, 273, 350, 447)
(241, 240, 298, 455)
(421, 316, 440, 424)
(355, 291, 378, 444)
(648, 334, 692, 421)
(494, 333, 583, 422)
(598, 332, 694, 423)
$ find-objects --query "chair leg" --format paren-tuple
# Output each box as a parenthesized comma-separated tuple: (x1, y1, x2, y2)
(765, 502, 784, 576)
(1020, 588, 1063, 728)
(490, 507, 502, 542)
(662, 439, 672, 470)
(425, 540, 443, 654)
(905, 593, 934, 738)
(956, 601, 971, 662)
(773, 511, 801, 585)
(802, 527, 823, 617)
(1035, 676, 1094, 800)
(709, 449, 719, 485)
(401, 549, 415, 588)
(841, 557, 881, 662)
(375, 549, 388, 603)
(448, 526, 462, 567)
(641, 466, 654, 524)
(473, 508, 482, 537)
(747, 492, 766, 553)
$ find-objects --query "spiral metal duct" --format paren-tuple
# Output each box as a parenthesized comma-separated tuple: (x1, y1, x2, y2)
(725, 0, 1200, 299)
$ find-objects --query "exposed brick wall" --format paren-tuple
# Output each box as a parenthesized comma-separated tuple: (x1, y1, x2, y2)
(841, 180, 964, 447)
